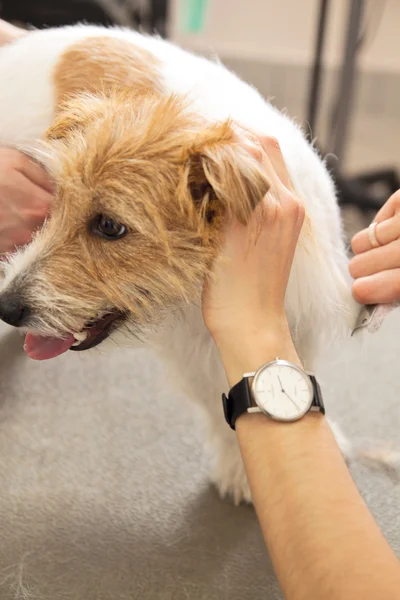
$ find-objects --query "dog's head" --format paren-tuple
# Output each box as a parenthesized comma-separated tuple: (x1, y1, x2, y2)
(0, 91, 269, 359)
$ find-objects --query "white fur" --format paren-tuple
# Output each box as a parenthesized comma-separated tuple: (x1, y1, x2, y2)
(0, 25, 360, 503)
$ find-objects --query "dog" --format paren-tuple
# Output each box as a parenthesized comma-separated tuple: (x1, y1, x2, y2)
(0, 24, 360, 503)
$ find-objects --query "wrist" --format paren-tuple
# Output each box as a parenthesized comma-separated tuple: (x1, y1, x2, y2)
(214, 321, 301, 387)
(210, 310, 288, 348)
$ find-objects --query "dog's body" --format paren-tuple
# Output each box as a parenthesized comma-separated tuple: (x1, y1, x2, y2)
(0, 25, 359, 502)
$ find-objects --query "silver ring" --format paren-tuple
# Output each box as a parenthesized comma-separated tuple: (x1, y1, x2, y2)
(368, 222, 381, 249)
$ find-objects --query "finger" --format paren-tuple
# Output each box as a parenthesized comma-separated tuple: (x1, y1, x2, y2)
(23, 206, 50, 230)
(9, 227, 34, 249)
(258, 136, 293, 191)
(373, 189, 400, 223)
(349, 239, 400, 278)
(243, 134, 292, 195)
(0, 227, 32, 255)
(2, 170, 53, 214)
(352, 269, 400, 305)
(255, 139, 303, 233)
(352, 215, 400, 254)
(15, 155, 55, 194)
(0, 20, 26, 46)
(232, 128, 303, 235)
(233, 126, 290, 191)
(232, 123, 261, 148)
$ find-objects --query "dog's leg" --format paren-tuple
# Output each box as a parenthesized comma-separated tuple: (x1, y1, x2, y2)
(171, 377, 253, 504)
(155, 317, 253, 504)
(205, 395, 253, 505)
(295, 325, 354, 463)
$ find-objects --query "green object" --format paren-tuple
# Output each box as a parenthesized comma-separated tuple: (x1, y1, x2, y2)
(182, 0, 208, 33)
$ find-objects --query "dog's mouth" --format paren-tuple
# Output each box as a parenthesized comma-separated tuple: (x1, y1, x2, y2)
(24, 310, 126, 361)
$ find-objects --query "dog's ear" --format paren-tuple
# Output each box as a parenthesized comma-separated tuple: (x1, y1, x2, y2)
(181, 121, 270, 227)
(45, 94, 102, 140)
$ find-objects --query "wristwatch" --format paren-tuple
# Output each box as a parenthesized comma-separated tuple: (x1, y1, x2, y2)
(222, 358, 325, 430)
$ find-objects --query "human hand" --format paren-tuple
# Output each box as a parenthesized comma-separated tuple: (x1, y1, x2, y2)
(202, 134, 305, 383)
(0, 148, 54, 256)
(0, 20, 26, 46)
(350, 190, 400, 304)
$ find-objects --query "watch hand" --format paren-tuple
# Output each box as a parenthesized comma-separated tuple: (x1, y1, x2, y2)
(283, 389, 301, 410)
(276, 374, 300, 409)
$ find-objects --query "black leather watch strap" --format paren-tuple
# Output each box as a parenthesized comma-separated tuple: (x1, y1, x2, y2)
(222, 377, 253, 431)
(222, 372, 325, 430)
(309, 375, 325, 414)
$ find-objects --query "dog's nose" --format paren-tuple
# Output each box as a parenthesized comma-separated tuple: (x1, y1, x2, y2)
(0, 293, 30, 327)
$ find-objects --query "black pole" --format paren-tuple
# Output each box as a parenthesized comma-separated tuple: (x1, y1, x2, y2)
(149, 0, 169, 37)
(306, 0, 330, 137)
(330, 0, 365, 165)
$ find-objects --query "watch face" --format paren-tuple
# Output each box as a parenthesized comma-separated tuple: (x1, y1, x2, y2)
(251, 360, 313, 422)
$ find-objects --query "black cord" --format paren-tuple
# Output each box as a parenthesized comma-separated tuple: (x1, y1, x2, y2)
(328, 0, 387, 141)
(306, 0, 330, 136)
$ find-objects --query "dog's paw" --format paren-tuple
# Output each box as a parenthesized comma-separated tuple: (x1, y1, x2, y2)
(210, 446, 252, 505)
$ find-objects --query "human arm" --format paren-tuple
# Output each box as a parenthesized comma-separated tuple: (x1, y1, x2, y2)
(0, 24, 51, 255)
(0, 19, 26, 45)
(0, 148, 53, 255)
(202, 134, 400, 600)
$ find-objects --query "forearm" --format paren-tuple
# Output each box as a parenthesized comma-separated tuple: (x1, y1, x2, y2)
(202, 131, 400, 599)
(216, 330, 400, 600)
(237, 411, 400, 600)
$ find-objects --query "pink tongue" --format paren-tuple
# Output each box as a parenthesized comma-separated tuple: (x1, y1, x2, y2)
(24, 333, 75, 360)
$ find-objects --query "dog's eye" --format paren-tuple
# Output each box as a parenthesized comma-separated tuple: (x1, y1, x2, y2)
(93, 215, 127, 240)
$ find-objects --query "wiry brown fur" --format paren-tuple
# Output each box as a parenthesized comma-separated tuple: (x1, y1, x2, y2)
(53, 36, 162, 106)
(18, 87, 269, 337)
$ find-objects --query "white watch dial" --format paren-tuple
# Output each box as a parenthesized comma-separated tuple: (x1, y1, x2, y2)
(252, 361, 313, 421)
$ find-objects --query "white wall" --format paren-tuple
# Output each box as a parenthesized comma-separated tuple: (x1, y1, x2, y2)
(170, 0, 400, 73)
